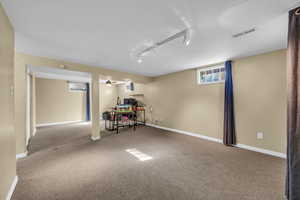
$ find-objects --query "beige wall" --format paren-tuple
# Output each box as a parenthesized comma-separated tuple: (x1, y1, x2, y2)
(117, 83, 146, 102)
(35, 79, 117, 124)
(14, 53, 151, 153)
(36, 78, 86, 124)
(145, 49, 287, 153)
(100, 83, 118, 112)
(0, 3, 16, 200)
(146, 69, 224, 139)
(14, 56, 27, 154)
(233, 50, 287, 153)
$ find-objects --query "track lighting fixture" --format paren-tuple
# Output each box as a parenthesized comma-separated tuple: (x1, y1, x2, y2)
(136, 29, 191, 63)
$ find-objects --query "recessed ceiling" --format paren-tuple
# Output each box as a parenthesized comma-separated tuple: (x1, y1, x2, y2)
(2, 0, 300, 76)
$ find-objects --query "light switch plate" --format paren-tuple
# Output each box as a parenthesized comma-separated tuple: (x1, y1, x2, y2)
(257, 132, 264, 139)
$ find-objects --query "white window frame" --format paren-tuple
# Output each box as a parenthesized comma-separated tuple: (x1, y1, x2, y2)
(197, 64, 225, 85)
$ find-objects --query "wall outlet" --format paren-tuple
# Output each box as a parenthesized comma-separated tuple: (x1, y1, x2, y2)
(257, 132, 264, 139)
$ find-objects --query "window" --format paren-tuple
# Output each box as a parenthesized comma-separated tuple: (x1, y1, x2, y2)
(68, 82, 87, 92)
(197, 65, 225, 85)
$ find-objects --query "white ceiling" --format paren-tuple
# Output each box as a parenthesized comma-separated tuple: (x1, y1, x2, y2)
(2, 0, 300, 76)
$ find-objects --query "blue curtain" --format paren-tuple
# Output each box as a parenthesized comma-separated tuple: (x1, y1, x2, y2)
(86, 83, 91, 121)
(223, 60, 236, 146)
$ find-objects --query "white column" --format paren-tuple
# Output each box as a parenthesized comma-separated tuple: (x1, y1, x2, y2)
(91, 73, 101, 141)
(31, 74, 36, 136)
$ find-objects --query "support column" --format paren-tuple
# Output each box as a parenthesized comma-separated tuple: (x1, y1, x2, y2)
(31, 74, 36, 136)
(91, 73, 101, 141)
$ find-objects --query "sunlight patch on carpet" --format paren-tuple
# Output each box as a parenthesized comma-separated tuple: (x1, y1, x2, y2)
(126, 148, 153, 161)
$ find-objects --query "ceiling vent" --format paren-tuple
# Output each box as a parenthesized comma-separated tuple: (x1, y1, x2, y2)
(232, 28, 256, 38)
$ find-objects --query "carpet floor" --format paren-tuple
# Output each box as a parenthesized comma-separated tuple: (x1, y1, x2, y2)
(13, 122, 285, 200)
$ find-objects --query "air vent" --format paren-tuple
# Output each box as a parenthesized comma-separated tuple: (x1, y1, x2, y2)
(233, 28, 256, 38)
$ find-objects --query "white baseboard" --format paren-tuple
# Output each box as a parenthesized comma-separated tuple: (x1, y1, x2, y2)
(36, 120, 85, 128)
(91, 136, 101, 141)
(235, 144, 286, 159)
(6, 176, 18, 200)
(147, 123, 222, 144)
(16, 151, 28, 159)
(146, 123, 286, 159)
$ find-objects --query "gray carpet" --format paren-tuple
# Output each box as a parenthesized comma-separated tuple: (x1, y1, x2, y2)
(13, 122, 286, 200)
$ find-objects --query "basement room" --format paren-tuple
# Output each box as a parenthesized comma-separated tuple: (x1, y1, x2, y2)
(1, 1, 300, 200)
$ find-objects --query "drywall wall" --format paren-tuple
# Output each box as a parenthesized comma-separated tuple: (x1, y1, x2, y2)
(0, 3, 16, 200)
(116, 83, 153, 124)
(233, 50, 286, 153)
(14, 56, 27, 154)
(116, 83, 147, 103)
(14, 53, 152, 154)
(100, 83, 118, 112)
(35, 79, 118, 124)
(146, 49, 287, 153)
(146, 69, 224, 139)
(36, 78, 86, 125)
